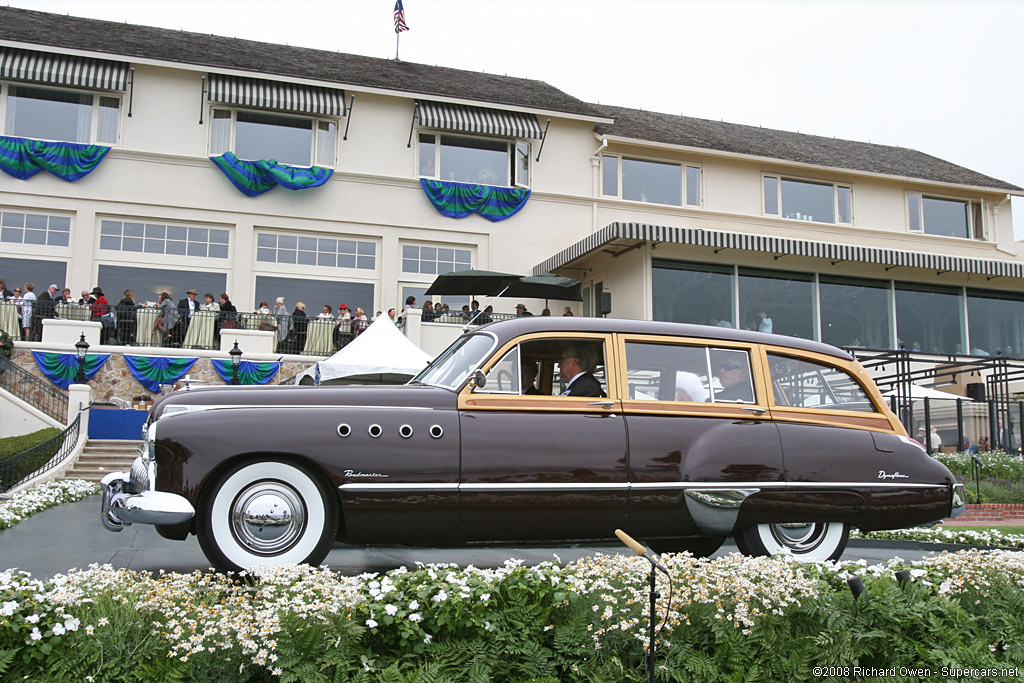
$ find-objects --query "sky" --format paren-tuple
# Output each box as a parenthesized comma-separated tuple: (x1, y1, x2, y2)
(6, 0, 1023, 236)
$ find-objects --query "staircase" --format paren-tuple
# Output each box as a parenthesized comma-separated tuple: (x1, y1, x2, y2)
(62, 439, 142, 483)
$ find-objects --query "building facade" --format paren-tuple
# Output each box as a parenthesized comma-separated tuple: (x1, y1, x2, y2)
(1, 6, 1022, 361)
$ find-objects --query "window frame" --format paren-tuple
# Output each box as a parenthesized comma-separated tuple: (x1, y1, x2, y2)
(905, 191, 984, 240)
(1, 81, 122, 146)
(762, 174, 853, 225)
(417, 131, 530, 188)
(254, 229, 377, 273)
(208, 105, 339, 168)
(600, 154, 702, 208)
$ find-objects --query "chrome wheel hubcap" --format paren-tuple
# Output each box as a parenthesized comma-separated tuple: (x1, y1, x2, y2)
(770, 522, 826, 553)
(230, 481, 306, 555)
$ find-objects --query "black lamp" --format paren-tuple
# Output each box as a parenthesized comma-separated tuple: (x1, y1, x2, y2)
(229, 341, 242, 385)
(74, 333, 89, 383)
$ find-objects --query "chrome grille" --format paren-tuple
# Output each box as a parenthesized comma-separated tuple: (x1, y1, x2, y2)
(129, 456, 151, 493)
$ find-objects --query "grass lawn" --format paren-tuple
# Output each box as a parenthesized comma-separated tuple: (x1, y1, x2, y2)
(0, 428, 61, 461)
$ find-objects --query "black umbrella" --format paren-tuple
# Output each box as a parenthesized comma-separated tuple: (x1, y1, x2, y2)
(506, 273, 583, 302)
(423, 269, 521, 296)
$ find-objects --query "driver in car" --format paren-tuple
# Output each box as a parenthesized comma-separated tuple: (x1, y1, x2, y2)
(558, 343, 606, 397)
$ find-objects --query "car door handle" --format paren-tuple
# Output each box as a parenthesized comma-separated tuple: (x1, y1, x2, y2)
(742, 406, 767, 415)
(589, 401, 615, 409)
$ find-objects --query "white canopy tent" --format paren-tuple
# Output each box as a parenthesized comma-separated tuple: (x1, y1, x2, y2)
(295, 316, 433, 385)
(881, 384, 968, 400)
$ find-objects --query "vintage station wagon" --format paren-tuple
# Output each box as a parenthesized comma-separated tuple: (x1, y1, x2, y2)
(100, 318, 965, 572)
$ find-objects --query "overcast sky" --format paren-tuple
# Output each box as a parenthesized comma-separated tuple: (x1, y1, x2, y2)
(7, 0, 1023, 236)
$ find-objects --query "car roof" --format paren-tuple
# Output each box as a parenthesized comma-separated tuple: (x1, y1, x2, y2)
(473, 317, 852, 361)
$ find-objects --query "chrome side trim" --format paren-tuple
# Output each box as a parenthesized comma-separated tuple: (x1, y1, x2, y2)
(338, 480, 947, 492)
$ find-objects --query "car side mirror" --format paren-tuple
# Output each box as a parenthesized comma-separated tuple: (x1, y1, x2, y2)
(472, 369, 487, 389)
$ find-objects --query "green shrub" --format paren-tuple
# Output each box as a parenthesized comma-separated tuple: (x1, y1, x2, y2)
(937, 451, 1024, 503)
(0, 428, 61, 462)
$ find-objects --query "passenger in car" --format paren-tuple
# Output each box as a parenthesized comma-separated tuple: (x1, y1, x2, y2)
(711, 358, 754, 403)
(521, 358, 541, 395)
(558, 343, 606, 397)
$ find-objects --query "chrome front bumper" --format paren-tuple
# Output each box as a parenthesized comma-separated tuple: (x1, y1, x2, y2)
(100, 470, 195, 532)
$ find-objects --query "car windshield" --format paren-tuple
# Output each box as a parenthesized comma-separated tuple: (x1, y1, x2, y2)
(412, 333, 496, 389)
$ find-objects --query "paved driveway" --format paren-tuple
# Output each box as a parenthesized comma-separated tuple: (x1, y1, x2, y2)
(1, 496, 950, 580)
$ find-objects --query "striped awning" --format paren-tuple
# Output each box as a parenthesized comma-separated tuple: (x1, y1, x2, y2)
(417, 100, 543, 139)
(0, 47, 129, 91)
(208, 74, 345, 117)
(534, 221, 1024, 280)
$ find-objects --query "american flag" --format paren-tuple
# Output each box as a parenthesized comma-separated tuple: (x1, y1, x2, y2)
(394, 0, 409, 33)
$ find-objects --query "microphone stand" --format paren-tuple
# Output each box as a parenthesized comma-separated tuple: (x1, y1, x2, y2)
(615, 529, 668, 683)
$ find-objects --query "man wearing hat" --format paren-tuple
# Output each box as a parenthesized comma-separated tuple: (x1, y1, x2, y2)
(174, 288, 200, 345)
(89, 287, 112, 343)
(515, 303, 533, 317)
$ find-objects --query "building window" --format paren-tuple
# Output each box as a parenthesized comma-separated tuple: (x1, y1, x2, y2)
(906, 193, 982, 239)
(3, 84, 119, 145)
(256, 231, 376, 270)
(894, 282, 964, 355)
(818, 275, 893, 350)
(737, 267, 815, 340)
(402, 245, 472, 275)
(417, 133, 529, 187)
(0, 209, 70, 247)
(763, 175, 852, 224)
(209, 107, 337, 167)
(100, 219, 230, 259)
(652, 259, 734, 326)
(601, 155, 701, 207)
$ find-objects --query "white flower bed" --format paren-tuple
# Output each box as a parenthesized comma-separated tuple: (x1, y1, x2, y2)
(0, 479, 98, 530)
(852, 525, 1024, 548)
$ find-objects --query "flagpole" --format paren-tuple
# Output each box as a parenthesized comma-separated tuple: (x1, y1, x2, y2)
(396, 33, 400, 60)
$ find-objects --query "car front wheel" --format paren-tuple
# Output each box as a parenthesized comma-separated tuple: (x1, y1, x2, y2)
(737, 522, 849, 562)
(196, 459, 338, 573)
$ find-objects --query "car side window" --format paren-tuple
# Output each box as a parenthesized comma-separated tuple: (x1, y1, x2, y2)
(475, 346, 520, 394)
(624, 342, 709, 401)
(708, 348, 756, 404)
(768, 353, 878, 413)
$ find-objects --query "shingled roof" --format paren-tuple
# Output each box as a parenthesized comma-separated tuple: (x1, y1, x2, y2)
(0, 6, 605, 119)
(595, 105, 1020, 192)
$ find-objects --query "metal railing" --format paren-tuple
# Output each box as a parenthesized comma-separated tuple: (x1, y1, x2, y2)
(0, 357, 69, 422)
(0, 414, 81, 493)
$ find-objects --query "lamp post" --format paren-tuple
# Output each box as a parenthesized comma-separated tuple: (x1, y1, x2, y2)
(74, 333, 89, 383)
(229, 341, 242, 385)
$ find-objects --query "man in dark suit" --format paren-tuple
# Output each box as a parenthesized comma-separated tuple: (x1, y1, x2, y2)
(173, 288, 200, 345)
(558, 342, 606, 397)
(32, 283, 59, 339)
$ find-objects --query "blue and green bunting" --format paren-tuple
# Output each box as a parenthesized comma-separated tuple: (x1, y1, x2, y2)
(211, 359, 280, 385)
(31, 351, 110, 389)
(123, 355, 199, 393)
(209, 152, 333, 197)
(419, 179, 530, 222)
(0, 135, 111, 182)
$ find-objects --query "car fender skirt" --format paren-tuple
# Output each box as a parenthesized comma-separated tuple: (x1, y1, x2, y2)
(684, 488, 761, 536)
(733, 490, 869, 531)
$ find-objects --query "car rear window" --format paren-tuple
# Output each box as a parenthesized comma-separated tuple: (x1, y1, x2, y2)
(767, 353, 878, 413)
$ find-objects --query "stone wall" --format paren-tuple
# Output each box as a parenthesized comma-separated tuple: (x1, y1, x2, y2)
(7, 349, 316, 404)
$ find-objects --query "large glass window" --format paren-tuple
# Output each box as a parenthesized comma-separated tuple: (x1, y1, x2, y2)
(101, 220, 229, 259)
(763, 175, 852, 225)
(906, 193, 981, 239)
(4, 85, 119, 144)
(256, 231, 375, 270)
(97, 265, 226, 306)
(894, 282, 964, 354)
(0, 209, 70, 247)
(652, 260, 734, 327)
(819, 275, 892, 349)
(418, 133, 526, 186)
(254, 275, 373, 317)
(603, 156, 700, 207)
(402, 244, 472, 275)
(209, 108, 337, 167)
(0, 256, 67, 293)
(967, 289, 1024, 358)
(738, 267, 815, 339)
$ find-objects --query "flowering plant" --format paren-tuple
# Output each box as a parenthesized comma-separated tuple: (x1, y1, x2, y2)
(0, 479, 97, 531)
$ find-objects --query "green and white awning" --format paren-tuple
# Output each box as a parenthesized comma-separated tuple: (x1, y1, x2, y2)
(535, 221, 1024, 279)
(417, 100, 543, 139)
(208, 74, 346, 117)
(0, 46, 129, 91)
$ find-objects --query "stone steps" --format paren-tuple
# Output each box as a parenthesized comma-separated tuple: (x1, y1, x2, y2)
(62, 440, 142, 483)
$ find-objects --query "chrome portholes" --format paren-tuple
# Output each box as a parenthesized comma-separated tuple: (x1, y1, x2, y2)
(398, 424, 414, 439)
(429, 425, 444, 439)
(368, 424, 383, 438)
(337, 423, 352, 438)
(229, 482, 306, 556)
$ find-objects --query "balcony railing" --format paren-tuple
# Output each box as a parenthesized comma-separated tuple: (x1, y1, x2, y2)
(0, 356, 68, 422)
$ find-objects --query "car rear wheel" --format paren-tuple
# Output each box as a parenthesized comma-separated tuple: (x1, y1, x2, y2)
(647, 536, 725, 558)
(737, 522, 849, 562)
(196, 460, 338, 573)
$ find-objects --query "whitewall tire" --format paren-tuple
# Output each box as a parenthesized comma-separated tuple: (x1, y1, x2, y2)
(738, 522, 849, 562)
(196, 460, 338, 573)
